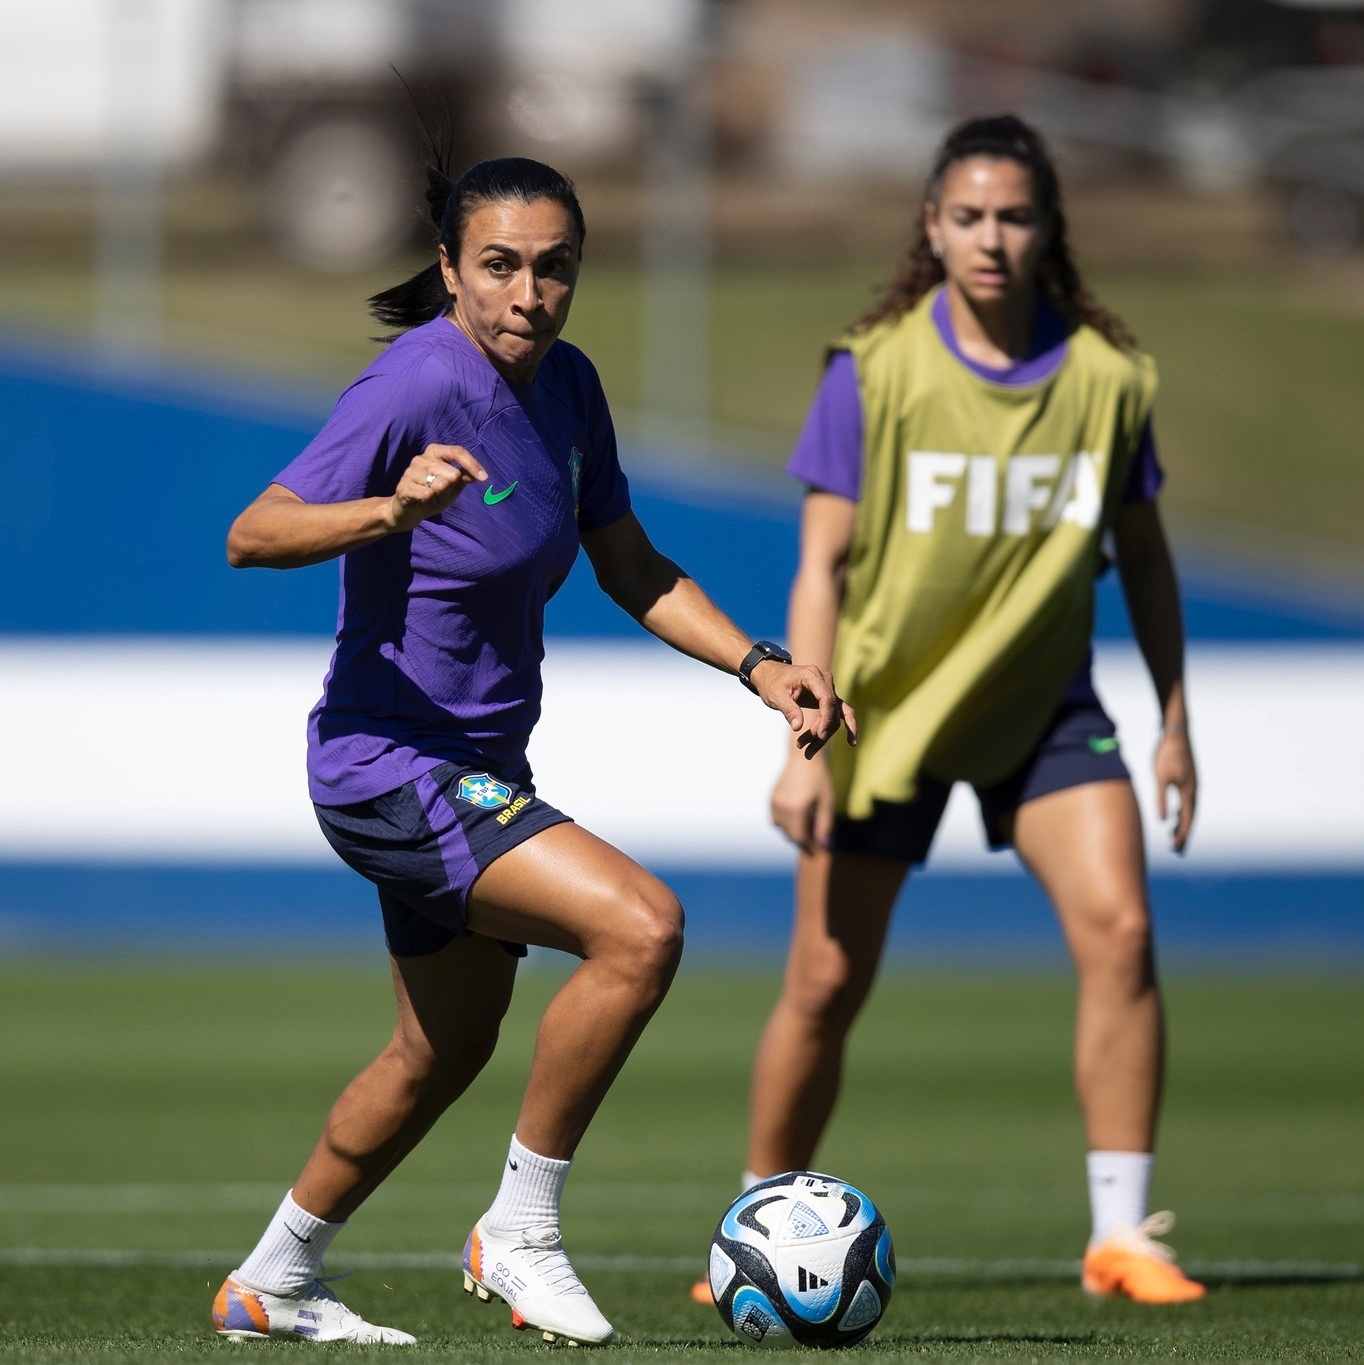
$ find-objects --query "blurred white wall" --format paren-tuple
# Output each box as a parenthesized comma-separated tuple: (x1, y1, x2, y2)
(0, 640, 1359, 873)
(0, 0, 224, 174)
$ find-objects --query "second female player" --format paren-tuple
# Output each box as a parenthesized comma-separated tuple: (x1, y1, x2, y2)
(704, 115, 1205, 1307)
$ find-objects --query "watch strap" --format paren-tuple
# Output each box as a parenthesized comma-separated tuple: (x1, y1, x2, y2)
(738, 640, 792, 693)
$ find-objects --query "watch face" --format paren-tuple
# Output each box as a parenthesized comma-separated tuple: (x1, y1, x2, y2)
(740, 642, 787, 692)
(742, 642, 791, 690)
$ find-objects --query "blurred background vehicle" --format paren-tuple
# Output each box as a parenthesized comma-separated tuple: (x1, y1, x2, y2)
(9, 0, 1364, 261)
(0, 0, 705, 272)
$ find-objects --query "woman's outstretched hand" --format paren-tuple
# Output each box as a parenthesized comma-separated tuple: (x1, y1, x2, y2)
(387, 444, 488, 532)
(751, 661, 857, 758)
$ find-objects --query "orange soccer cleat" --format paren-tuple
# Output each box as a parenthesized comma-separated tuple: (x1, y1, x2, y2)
(1082, 1212, 1206, 1304)
(689, 1275, 713, 1305)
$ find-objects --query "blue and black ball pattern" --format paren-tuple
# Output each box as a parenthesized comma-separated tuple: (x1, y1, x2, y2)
(709, 1171, 895, 1348)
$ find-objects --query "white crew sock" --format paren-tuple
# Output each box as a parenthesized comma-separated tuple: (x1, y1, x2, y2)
(236, 1189, 345, 1294)
(1087, 1150, 1154, 1246)
(741, 1169, 763, 1193)
(483, 1134, 572, 1232)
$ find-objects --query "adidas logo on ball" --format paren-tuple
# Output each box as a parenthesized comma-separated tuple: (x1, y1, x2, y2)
(708, 1171, 895, 1348)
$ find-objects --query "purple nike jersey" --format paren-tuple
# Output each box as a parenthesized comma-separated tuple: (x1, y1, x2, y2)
(787, 291, 1165, 708)
(274, 316, 631, 805)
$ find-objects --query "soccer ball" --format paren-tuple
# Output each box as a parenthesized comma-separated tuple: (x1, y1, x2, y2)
(708, 1171, 895, 1348)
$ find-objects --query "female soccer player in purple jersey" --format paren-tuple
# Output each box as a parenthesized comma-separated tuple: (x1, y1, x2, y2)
(696, 116, 1205, 1307)
(216, 156, 853, 1347)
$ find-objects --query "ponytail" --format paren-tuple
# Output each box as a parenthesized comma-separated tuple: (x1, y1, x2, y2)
(367, 168, 458, 335)
(368, 158, 586, 340)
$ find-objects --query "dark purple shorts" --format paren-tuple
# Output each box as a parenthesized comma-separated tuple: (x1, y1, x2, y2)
(833, 702, 1130, 865)
(314, 761, 572, 958)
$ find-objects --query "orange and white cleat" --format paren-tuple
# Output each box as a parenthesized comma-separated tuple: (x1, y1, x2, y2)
(1082, 1212, 1206, 1304)
(211, 1272, 415, 1343)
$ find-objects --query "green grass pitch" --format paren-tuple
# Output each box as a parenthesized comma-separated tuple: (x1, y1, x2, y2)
(1, 959, 1360, 1361)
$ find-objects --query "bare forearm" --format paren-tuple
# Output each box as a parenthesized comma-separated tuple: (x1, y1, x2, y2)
(1116, 528, 1188, 730)
(228, 447, 488, 571)
(631, 564, 753, 676)
(586, 512, 853, 753)
(782, 567, 842, 755)
(228, 493, 398, 569)
(587, 514, 755, 675)
(787, 565, 842, 673)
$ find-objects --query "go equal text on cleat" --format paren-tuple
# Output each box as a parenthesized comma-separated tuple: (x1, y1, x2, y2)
(462, 1220, 615, 1346)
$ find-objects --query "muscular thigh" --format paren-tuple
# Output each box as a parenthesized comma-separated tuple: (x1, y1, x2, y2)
(467, 821, 680, 959)
(1011, 779, 1150, 947)
(390, 931, 520, 1061)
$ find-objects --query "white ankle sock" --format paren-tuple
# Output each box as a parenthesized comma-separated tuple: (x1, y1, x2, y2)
(740, 1169, 763, 1193)
(236, 1190, 344, 1294)
(1087, 1150, 1154, 1245)
(483, 1134, 571, 1232)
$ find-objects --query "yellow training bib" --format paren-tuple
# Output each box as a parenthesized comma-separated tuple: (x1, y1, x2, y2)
(830, 293, 1156, 818)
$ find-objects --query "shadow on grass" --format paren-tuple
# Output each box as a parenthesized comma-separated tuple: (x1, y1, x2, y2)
(633, 1342, 743, 1350)
(874, 1333, 1100, 1348)
(639, 1334, 1102, 1350)
(900, 1267, 1362, 1291)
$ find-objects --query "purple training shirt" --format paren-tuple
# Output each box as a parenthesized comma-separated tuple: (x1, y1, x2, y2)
(787, 289, 1164, 706)
(274, 315, 631, 806)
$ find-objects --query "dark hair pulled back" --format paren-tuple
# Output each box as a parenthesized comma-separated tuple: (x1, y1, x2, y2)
(850, 114, 1133, 349)
(368, 156, 586, 338)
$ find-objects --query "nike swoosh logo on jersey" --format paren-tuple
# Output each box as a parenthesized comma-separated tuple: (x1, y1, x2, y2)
(483, 481, 518, 505)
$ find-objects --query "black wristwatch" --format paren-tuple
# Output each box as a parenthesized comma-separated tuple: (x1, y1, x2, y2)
(738, 639, 793, 694)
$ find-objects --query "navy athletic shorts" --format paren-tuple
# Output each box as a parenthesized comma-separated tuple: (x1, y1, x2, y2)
(833, 701, 1130, 865)
(314, 760, 572, 958)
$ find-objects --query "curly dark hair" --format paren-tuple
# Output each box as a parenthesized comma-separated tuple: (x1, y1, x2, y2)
(850, 114, 1134, 349)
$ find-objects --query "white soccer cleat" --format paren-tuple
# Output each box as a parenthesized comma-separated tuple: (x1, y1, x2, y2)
(212, 1272, 416, 1344)
(462, 1220, 615, 1346)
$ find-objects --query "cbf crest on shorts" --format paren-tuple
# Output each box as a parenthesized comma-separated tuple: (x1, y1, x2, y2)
(456, 773, 512, 809)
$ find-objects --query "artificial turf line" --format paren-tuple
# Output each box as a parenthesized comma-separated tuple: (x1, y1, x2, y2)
(6, 1183, 1361, 1216)
(0, 1182, 723, 1212)
(3, 1247, 1359, 1282)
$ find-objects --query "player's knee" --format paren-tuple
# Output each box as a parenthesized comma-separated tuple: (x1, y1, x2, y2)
(637, 886, 686, 980)
(1078, 891, 1153, 973)
(445, 1019, 502, 1079)
(613, 883, 685, 993)
(1108, 901, 1153, 962)
(786, 947, 871, 1031)
(389, 1021, 501, 1104)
